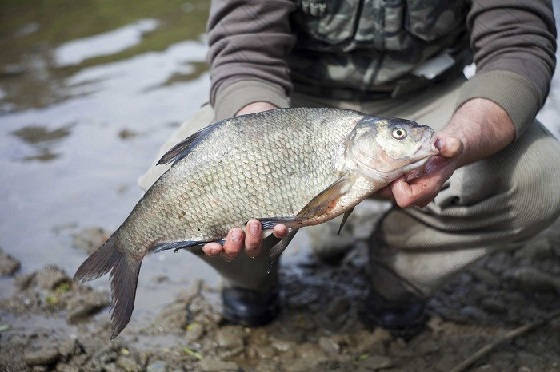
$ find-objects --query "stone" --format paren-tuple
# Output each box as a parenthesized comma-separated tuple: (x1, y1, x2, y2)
(504, 267, 560, 293)
(72, 227, 108, 254)
(24, 347, 61, 366)
(36, 265, 70, 290)
(480, 298, 507, 314)
(319, 336, 340, 354)
(117, 356, 140, 371)
(146, 361, 168, 372)
(296, 343, 328, 363)
(199, 358, 239, 371)
(360, 355, 393, 370)
(185, 322, 204, 342)
(66, 289, 109, 323)
(216, 326, 244, 348)
(0, 248, 21, 276)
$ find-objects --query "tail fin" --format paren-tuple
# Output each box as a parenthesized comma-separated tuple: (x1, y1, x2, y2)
(74, 235, 142, 339)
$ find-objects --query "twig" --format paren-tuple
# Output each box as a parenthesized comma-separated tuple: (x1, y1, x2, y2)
(450, 309, 560, 372)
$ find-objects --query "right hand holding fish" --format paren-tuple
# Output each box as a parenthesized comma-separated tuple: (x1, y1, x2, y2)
(202, 220, 289, 259)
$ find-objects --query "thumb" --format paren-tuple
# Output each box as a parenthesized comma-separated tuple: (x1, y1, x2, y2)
(436, 136, 463, 158)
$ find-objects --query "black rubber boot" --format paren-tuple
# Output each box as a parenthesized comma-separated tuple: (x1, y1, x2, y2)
(361, 288, 427, 340)
(221, 287, 280, 326)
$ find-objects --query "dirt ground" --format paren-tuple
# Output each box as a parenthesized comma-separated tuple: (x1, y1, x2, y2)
(1, 218, 560, 372)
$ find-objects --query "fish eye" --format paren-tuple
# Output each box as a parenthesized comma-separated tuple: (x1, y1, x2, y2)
(392, 127, 407, 140)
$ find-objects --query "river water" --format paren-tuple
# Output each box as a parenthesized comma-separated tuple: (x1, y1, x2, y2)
(1, 0, 559, 323)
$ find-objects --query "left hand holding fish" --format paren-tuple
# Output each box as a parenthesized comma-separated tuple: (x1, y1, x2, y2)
(380, 98, 516, 208)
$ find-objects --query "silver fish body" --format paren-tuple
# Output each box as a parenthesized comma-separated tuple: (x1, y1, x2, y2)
(75, 108, 437, 338)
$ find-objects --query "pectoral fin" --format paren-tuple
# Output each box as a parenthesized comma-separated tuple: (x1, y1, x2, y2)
(296, 175, 354, 221)
(337, 208, 354, 235)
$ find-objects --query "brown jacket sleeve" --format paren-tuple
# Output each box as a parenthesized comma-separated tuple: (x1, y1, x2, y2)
(207, 0, 296, 120)
(456, 0, 557, 138)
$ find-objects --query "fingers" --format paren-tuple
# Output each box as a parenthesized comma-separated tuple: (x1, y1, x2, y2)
(391, 158, 456, 208)
(273, 224, 288, 239)
(223, 228, 244, 259)
(245, 219, 262, 257)
(202, 242, 222, 256)
(435, 136, 463, 158)
(200, 221, 289, 259)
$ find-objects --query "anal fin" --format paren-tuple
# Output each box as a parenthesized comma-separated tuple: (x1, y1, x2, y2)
(152, 239, 225, 256)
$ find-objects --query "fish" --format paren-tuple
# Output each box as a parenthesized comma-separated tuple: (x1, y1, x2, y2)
(74, 107, 438, 338)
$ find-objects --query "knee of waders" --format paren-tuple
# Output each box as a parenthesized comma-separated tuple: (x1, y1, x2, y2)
(508, 130, 560, 240)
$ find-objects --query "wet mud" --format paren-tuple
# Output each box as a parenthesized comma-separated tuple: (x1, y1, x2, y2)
(2, 219, 560, 371)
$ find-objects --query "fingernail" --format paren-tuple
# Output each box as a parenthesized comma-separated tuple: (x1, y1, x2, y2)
(249, 221, 260, 235)
(231, 229, 241, 242)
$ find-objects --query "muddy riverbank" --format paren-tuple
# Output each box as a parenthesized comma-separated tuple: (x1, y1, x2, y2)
(2, 217, 560, 371)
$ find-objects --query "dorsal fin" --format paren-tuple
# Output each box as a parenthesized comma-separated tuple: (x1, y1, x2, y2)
(157, 121, 222, 165)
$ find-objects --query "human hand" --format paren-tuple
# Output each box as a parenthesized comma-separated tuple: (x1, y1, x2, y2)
(236, 101, 278, 116)
(378, 98, 515, 208)
(203, 101, 288, 259)
(202, 219, 289, 259)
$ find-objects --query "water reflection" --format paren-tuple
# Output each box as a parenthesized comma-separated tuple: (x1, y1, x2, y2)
(0, 0, 215, 318)
(55, 19, 160, 67)
(11, 124, 73, 162)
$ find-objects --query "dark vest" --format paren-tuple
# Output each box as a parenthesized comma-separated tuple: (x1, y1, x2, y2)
(289, 0, 471, 99)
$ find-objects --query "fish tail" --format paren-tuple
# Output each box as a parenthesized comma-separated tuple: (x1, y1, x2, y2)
(74, 235, 142, 339)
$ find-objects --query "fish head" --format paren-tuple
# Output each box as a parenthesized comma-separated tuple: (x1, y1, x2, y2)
(347, 116, 438, 181)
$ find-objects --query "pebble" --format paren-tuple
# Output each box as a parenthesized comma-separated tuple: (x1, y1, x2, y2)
(72, 227, 108, 254)
(504, 267, 560, 293)
(199, 358, 239, 371)
(319, 336, 340, 354)
(360, 355, 393, 370)
(66, 290, 110, 323)
(146, 361, 168, 372)
(0, 248, 21, 276)
(480, 297, 507, 314)
(216, 326, 244, 348)
(459, 306, 487, 320)
(36, 265, 70, 290)
(24, 347, 61, 366)
(117, 356, 140, 371)
(185, 322, 204, 341)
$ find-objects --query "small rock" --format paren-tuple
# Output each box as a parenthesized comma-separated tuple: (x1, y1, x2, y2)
(117, 356, 140, 371)
(0, 248, 21, 276)
(216, 326, 244, 348)
(318, 336, 340, 354)
(271, 339, 295, 352)
(36, 265, 70, 290)
(72, 228, 108, 254)
(480, 297, 507, 314)
(146, 360, 168, 372)
(24, 347, 61, 366)
(58, 338, 81, 359)
(504, 267, 560, 293)
(199, 358, 238, 371)
(185, 322, 204, 341)
(326, 297, 350, 320)
(459, 306, 487, 320)
(66, 289, 110, 323)
(296, 343, 328, 363)
(360, 355, 393, 370)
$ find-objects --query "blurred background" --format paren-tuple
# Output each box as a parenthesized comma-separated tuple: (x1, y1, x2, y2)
(1, 1, 560, 371)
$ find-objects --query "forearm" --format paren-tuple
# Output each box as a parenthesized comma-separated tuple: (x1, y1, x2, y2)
(207, 0, 296, 119)
(459, 0, 556, 138)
